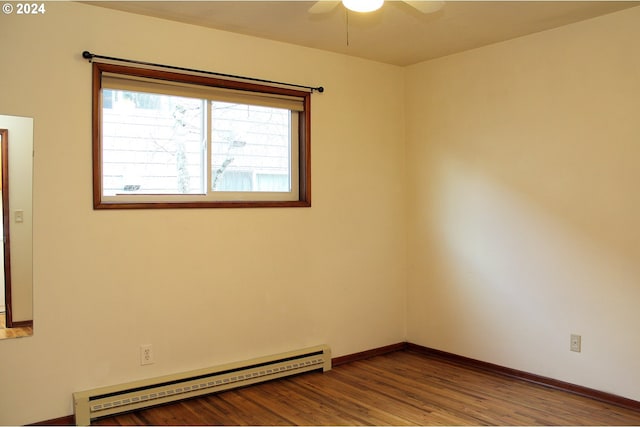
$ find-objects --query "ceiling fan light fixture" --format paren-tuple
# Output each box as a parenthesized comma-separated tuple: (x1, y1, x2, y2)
(342, 0, 384, 13)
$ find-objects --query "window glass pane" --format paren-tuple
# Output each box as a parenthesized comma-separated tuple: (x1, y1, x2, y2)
(217, 171, 253, 191)
(256, 173, 289, 191)
(211, 102, 291, 192)
(102, 90, 206, 196)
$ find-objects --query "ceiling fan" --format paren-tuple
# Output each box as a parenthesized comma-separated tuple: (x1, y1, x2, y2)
(309, 0, 445, 15)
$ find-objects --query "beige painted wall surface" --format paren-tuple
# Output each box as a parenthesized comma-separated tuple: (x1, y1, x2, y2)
(406, 6, 640, 401)
(0, 3, 407, 424)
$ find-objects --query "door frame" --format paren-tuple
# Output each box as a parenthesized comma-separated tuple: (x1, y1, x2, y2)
(0, 129, 13, 328)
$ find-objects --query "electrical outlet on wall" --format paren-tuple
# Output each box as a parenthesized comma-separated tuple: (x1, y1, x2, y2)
(140, 344, 154, 365)
(570, 334, 581, 352)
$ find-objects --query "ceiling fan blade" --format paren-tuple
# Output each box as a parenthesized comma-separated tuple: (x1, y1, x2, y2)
(308, 1, 341, 14)
(402, 0, 445, 14)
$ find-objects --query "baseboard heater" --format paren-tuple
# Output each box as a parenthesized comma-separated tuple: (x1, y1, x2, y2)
(73, 344, 331, 425)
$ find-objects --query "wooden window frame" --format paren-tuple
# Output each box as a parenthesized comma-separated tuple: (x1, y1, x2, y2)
(92, 62, 311, 209)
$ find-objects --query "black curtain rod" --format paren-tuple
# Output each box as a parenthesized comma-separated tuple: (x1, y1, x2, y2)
(82, 51, 324, 93)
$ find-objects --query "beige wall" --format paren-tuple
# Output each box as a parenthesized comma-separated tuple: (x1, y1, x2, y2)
(406, 6, 640, 402)
(0, 3, 406, 424)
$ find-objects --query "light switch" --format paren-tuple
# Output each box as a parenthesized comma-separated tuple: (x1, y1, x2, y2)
(14, 210, 24, 223)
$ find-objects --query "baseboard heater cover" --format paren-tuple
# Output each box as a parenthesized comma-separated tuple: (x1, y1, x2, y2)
(73, 344, 331, 425)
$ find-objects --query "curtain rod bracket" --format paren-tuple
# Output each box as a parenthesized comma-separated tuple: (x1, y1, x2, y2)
(81, 51, 324, 93)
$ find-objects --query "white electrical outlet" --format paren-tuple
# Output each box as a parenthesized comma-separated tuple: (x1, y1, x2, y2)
(570, 334, 581, 352)
(140, 344, 154, 365)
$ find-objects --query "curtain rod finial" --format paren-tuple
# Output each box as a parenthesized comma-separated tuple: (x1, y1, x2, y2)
(82, 51, 94, 60)
(316, 87, 324, 93)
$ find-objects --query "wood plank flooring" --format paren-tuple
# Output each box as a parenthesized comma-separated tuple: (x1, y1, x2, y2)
(0, 312, 32, 338)
(94, 350, 640, 425)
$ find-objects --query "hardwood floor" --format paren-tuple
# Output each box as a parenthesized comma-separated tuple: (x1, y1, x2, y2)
(0, 312, 32, 338)
(93, 350, 640, 426)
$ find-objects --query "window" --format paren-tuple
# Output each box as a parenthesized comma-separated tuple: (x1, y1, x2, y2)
(92, 62, 311, 208)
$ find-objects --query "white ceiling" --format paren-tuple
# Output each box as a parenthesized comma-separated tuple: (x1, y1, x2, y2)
(87, 1, 639, 66)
